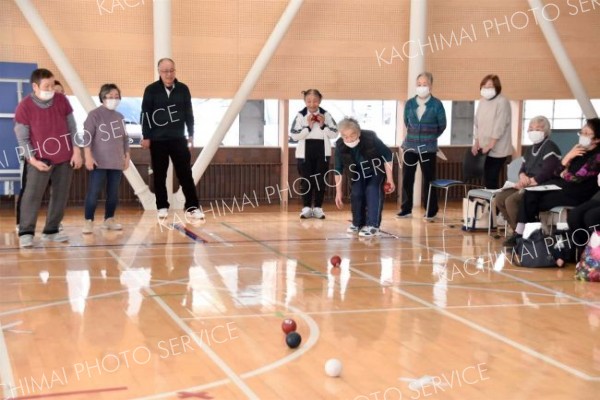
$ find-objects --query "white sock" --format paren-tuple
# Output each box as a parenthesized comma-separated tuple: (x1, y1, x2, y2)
(515, 223, 525, 235)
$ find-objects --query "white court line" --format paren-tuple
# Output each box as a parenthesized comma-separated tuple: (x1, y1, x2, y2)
(107, 250, 261, 399)
(0, 321, 16, 398)
(132, 301, 321, 400)
(386, 230, 600, 308)
(181, 300, 583, 320)
(350, 266, 600, 382)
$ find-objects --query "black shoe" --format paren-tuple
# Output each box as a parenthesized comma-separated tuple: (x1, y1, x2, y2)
(396, 210, 412, 218)
(503, 234, 521, 247)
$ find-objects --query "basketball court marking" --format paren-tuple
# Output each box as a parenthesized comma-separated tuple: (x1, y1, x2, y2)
(108, 250, 262, 399)
(5, 385, 128, 399)
(181, 300, 583, 321)
(383, 227, 600, 308)
(220, 222, 600, 381)
(0, 320, 16, 399)
(349, 266, 600, 381)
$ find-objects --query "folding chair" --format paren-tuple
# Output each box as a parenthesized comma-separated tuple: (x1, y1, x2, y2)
(465, 157, 524, 235)
(426, 149, 486, 225)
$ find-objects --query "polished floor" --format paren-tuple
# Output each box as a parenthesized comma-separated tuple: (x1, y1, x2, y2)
(0, 203, 599, 400)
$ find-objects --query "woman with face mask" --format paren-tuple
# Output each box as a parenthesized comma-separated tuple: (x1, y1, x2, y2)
(472, 74, 512, 189)
(397, 72, 447, 220)
(81, 84, 131, 234)
(507, 118, 600, 247)
(497, 116, 561, 246)
(333, 117, 395, 237)
(289, 89, 338, 219)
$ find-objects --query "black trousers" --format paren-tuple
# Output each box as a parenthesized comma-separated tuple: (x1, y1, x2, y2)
(297, 139, 329, 208)
(518, 179, 597, 224)
(401, 150, 438, 216)
(484, 156, 507, 189)
(567, 198, 600, 250)
(150, 137, 199, 211)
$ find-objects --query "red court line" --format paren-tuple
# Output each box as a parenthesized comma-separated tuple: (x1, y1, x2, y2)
(6, 386, 128, 399)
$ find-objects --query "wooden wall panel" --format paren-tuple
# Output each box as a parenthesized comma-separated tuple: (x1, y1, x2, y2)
(0, 0, 598, 101)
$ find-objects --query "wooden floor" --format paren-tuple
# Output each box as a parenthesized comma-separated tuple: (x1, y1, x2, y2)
(0, 204, 599, 400)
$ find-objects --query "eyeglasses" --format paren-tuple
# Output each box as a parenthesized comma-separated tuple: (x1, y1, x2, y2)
(159, 69, 175, 74)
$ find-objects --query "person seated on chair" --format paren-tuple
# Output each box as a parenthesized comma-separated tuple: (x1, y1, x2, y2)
(496, 116, 561, 237)
(564, 173, 600, 263)
(396, 72, 446, 221)
(334, 117, 395, 238)
(506, 118, 600, 247)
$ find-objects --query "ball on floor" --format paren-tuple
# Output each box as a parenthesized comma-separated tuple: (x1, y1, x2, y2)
(324, 358, 342, 377)
(285, 332, 302, 349)
(281, 318, 297, 334)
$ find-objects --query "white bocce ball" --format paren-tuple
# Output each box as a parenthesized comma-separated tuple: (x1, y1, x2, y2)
(324, 358, 343, 377)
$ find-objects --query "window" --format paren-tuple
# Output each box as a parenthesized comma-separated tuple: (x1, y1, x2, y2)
(522, 99, 593, 144)
(289, 99, 397, 146)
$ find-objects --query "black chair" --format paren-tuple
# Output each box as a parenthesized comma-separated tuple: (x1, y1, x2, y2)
(426, 149, 486, 225)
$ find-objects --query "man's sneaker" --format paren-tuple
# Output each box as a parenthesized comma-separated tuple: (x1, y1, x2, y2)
(103, 218, 122, 230)
(42, 232, 69, 243)
(396, 210, 412, 218)
(312, 207, 325, 219)
(300, 207, 313, 219)
(157, 208, 169, 218)
(359, 226, 380, 237)
(19, 234, 33, 248)
(187, 209, 205, 220)
(82, 220, 93, 234)
(346, 224, 359, 234)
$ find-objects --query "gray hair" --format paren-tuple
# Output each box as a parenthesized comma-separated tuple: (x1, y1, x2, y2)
(529, 115, 551, 135)
(337, 117, 361, 134)
(157, 58, 175, 68)
(98, 83, 121, 103)
(417, 71, 433, 85)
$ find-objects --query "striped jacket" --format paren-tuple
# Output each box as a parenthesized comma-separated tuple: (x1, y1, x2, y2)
(401, 95, 446, 154)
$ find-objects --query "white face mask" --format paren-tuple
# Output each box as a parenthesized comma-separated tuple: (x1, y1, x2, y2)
(480, 88, 496, 100)
(415, 86, 430, 98)
(579, 135, 593, 148)
(104, 99, 120, 110)
(527, 130, 545, 144)
(345, 139, 360, 148)
(38, 90, 55, 101)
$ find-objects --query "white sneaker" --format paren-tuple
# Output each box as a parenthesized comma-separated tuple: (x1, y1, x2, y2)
(359, 226, 380, 237)
(82, 220, 93, 234)
(312, 207, 325, 219)
(103, 218, 122, 230)
(346, 224, 359, 234)
(19, 234, 34, 248)
(187, 209, 205, 220)
(42, 232, 69, 242)
(300, 207, 313, 219)
(157, 208, 168, 218)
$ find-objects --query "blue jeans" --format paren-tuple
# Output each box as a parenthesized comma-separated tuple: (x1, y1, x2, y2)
(350, 172, 385, 228)
(84, 169, 122, 221)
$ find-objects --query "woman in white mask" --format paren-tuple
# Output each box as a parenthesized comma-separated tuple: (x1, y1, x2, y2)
(397, 71, 447, 220)
(334, 117, 395, 237)
(81, 84, 130, 234)
(472, 74, 512, 189)
(498, 116, 561, 246)
(509, 118, 600, 248)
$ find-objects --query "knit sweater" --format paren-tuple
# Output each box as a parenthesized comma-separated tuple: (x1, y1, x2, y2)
(83, 105, 130, 170)
(289, 107, 338, 159)
(402, 95, 446, 154)
(474, 94, 512, 158)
